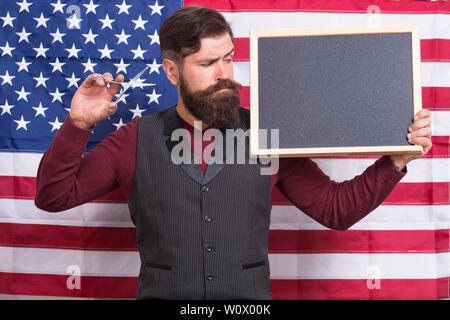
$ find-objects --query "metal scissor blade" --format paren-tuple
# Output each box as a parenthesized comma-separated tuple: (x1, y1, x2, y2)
(115, 65, 150, 102)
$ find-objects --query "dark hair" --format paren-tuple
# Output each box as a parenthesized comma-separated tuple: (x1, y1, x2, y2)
(159, 5, 234, 65)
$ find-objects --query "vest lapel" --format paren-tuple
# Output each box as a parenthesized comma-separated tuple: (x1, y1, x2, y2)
(162, 106, 245, 186)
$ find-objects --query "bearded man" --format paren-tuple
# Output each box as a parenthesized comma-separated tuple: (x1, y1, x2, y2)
(35, 6, 432, 300)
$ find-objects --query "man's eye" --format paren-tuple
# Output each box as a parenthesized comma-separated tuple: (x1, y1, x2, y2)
(224, 58, 233, 63)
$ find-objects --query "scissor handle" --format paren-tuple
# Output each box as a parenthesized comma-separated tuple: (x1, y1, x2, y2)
(88, 75, 125, 85)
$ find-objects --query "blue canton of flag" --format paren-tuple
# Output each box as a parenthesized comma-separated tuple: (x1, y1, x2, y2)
(0, 0, 182, 152)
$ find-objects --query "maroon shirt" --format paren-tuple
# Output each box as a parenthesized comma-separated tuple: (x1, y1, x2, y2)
(35, 113, 406, 230)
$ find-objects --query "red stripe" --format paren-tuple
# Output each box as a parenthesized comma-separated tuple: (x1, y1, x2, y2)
(271, 277, 450, 300)
(186, 0, 450, 13)
(239, 85, 450, 111)
(0, 223, 137, 251)
(233, 38, 450, 64)
(0, 222, 448, 253)
(0, 272, 447, 299)
(268, 229, 450, 254)
(1, 176, 449, 205)
(422, 87, 450, 111)
(272, 182, 450, 205)
(0, 272, 138, 298)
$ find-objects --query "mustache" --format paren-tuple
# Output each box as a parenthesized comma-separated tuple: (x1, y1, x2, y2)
(201, 79, 242, 96)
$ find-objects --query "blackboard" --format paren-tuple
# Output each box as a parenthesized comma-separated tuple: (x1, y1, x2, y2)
(249, 26, 423, 157)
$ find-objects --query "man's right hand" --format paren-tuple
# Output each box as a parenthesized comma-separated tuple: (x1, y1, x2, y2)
(69, 72, 124, 130)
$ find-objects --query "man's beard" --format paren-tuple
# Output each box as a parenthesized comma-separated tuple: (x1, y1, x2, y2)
(179, 74, 242, 129)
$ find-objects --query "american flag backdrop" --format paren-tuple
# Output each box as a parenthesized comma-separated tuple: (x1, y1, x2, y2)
(0, 0, 448, 299)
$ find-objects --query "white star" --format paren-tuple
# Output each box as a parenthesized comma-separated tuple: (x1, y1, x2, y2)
(65, 73, 80, 88)
(66, 43, 81, 59)
(82, 28, 98, 44)
(116, 0, 132, 15)
(16, 57, 31, 72)
(49, 117, 63, 132)
(132, 15, 147, 30)
(149, 0, 164, 16)
(14, 115, 31, 131)
(49, 57, 65, 73)
(17, 0, 32, 13)
(99, 14, 115, 30)
(49, 28, 65, 43)
(148, 29, 160, 46)
(146, 88, 162, 104)
(34, 12, 49, 28)
(32, 102, 48, 117)
(0, 100, 14, 115)
(33, 42, 50, 58)
(112, 118, 125, 130)
(0, 42, 15, 57)
(49, 87, 65, 103)
(83, 0, 99, 14)
(114, 58, 130, 74)
(82, 58, 97, 73)
(16, 27, 31, 43)
(1, 12, 16, 28)
(115, 29, 131, 45)
(98, 43, 114, 59)
(129, 104, 145, 119)
(67, 13, 82, 29)
(0, 70, 15, 86)
(147, 58, 161, 74)
(33, 72, 49, 88)
(50, 0, 66, 14)
(15, 86, 31, 102)
(131, 44, 147, 60)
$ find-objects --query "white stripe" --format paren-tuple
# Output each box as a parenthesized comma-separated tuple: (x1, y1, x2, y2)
(1, 199, 448, 231)
(431, 111, 450, 136)
(223, 12, 450, 39)
(1, 152, 448, 180)
(0, 246, 446, 279)
(269, 252, 449, 279)
(0, 152, 43, 176)
(235, 61, 450, 90)
(0, 247, 140, 277)
(270, 205, 450, 231)
(311, 158, 450, 183)
(0, 199, 134, 228)
(422, 63, 450, 87)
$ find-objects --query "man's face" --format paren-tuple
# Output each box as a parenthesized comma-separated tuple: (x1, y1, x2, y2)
(179, 33, 241, 128)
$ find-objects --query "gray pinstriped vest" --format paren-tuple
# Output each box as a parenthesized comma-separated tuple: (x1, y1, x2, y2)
(128, 106, 272, 299)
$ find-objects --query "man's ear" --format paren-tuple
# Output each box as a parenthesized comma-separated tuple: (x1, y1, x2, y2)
(162, 59, 180, 86)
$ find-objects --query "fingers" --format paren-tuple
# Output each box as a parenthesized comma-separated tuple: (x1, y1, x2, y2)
(81, 72, 114, 88)
(407, 127, 432, 141)
(107, 74, 124, 97)
(106, 101, 117, 114)
(414, 108, 431, 121)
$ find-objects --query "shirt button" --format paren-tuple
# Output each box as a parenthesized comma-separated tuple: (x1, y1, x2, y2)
(206, 274, 214, 281)
(202, 185, 210, 192)
(205, 245, 213, 252)
(204, 216, 212, 223)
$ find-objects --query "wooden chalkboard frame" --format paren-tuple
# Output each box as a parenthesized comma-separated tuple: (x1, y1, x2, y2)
(249, 25, 424, 157)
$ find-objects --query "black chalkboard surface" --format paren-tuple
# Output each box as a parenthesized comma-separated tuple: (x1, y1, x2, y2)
(249, 26, 423, 157)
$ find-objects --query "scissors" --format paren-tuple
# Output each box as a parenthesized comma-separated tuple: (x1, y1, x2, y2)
(88, 65, 155, 103)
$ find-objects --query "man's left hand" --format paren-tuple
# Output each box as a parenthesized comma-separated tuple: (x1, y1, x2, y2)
(390, 108, 432, 171)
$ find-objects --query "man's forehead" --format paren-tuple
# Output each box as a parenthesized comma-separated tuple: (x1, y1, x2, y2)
(195, 34, 234, 58)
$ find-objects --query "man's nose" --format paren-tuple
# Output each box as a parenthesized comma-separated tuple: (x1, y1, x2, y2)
(215, 61, 228, 81)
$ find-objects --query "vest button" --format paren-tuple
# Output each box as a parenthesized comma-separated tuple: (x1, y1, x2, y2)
(204, 216, 212, 223)
(205, 245, 213, 252)
(206, 274, 214, 281)
(202, 185, 210, 192)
